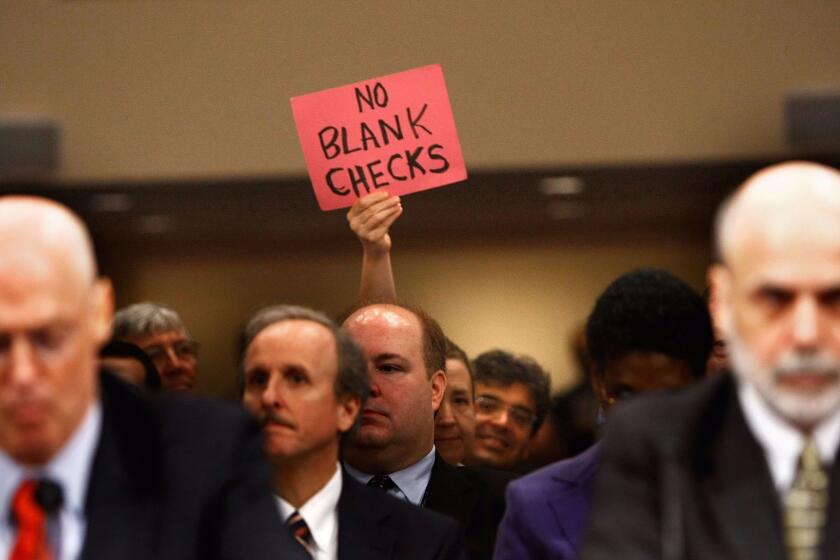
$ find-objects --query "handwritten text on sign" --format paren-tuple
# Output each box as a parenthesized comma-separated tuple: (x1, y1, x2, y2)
(290, 64, 467, 210)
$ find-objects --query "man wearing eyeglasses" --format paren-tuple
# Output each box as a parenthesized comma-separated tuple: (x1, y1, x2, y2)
(113, 302, 200, 392)
(470, 350, 551, 472)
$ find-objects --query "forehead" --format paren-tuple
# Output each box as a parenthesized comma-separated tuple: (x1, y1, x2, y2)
(476, 381, 535, 410)
(604, 351, 694, 388)
(0, 249, 85, 328)
(246, 320, 338, 371)
(731, 214, 840, 290)
(345, 306, 423, 356)
(445, 359, 473, 391)
(131, 329, 190, 348)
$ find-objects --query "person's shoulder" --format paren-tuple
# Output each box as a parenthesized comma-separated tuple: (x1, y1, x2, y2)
(342, 475, 460, 536)
(510, 443, 601, 498)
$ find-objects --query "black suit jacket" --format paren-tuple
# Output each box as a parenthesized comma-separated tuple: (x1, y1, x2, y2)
(80, 372, 307, 560)
(337, 472, 465, 560)
(424, 455, 512, 560)
(581, 373, 840, 560)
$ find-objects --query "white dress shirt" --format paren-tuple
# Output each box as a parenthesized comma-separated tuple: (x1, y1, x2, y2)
(344, 446, 436, 505)
(738, 379, 840, 494)
(0, 402, 102, 560)
(276, 463, 342, 560)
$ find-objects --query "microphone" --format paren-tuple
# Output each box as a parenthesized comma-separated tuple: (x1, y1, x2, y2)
(34, 479, 64, 515)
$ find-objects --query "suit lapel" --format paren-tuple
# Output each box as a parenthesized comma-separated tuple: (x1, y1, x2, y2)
(546, 444, 600, 551)
(80, 374, 163, 560)
(337, 472, 396, 560)
(424, 455, 479, 523)
(698, 384, 786, 560)
(820, 447, 840, 558)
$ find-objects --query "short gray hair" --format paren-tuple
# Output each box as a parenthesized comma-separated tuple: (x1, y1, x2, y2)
(240, 305, 369, 407)
(113, 302, 192, 340)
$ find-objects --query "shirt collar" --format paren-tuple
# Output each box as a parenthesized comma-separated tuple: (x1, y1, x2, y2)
(737, 378, 840, 492)
(0, 401, 101, 520)
(276, 463, 342, 554)
(344, 446, 436, 505)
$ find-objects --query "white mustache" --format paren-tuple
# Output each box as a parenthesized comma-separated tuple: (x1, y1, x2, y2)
(774, 353, 840, 380)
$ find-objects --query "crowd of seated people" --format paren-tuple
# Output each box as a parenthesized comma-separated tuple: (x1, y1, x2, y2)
(2, 160, 839, 560)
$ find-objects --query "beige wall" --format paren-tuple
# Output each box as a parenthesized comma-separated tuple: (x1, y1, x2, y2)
(110, 233, 711, 397)
(2, 1, 839, 181)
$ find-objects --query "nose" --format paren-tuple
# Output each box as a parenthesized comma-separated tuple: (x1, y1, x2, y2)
(792, 296, 819, 349)
(437, 399, 455, 426)
(368, 378, 382, 398)
(260, 374, 283, 408)
(489, 407, 512, 429)
(8, 337, 37, 387)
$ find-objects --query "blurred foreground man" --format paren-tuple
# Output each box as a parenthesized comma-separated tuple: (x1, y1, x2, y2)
(0, 197, 303, 560)
(113, 302, 199, 392)
(240, 305, 464, 560)
(342, 303, 509, 560)
(582, 162, 840, 560)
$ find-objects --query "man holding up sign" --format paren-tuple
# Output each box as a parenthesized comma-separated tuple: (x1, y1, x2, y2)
(291, 65, 467, 210)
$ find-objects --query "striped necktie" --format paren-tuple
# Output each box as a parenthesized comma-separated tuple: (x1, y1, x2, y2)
(286, 510, 315, 556)
(784, 439, 829, 560)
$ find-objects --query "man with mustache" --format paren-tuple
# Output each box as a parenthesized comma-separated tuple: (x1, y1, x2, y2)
(582, 162, 840, 560)
(240, 305, 464, 560)
(342, 303, 510, 560)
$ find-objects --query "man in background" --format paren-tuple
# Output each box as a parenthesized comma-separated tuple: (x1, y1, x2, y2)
(471, 349, 551, 471)
(342, 302, 509, 560)
(240, 304, 463, 560)
(113, 301, 199, 392)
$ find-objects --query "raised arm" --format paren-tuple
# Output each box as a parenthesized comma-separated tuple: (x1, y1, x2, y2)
(347, 192, 402, 303)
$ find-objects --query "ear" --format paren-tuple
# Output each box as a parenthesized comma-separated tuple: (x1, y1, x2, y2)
(589, 368, 611, 411)
(90, 277, 115, 346)
(430, 369, 446, 413)
(337, 395, 361, 434)
(707, 264, 734, 338)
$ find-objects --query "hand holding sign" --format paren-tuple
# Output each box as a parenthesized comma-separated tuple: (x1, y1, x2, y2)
(347, 192, 403, 257)
(291, 64, 467, 210)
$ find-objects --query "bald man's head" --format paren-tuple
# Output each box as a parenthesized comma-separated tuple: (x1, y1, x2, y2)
(709, 162, 840, 431)
(0, 196, 113, 465)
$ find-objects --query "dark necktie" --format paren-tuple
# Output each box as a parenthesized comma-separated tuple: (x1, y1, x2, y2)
(286, 510, 315, 556)
(784, 439, 828, 560)
(10, 480, 52, 560)
(367, 474, 397, 492)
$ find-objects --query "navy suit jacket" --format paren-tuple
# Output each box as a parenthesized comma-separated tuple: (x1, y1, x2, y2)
(80, 372, 306, 560)
(337, 472, 465, 560)
(494, 443, 601, 560)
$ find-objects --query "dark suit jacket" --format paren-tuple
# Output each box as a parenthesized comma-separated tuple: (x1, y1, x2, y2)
(495, 442, 601, 560)
(337, 472, 465, 560)
(424, 454, 512, 560)
(80, 372, 307, 560)
(581, 373, 840, 560)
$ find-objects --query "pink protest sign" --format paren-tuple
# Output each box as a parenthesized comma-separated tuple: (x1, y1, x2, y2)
(290, 64, 467, 211)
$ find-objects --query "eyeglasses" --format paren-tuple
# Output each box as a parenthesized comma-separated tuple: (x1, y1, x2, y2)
(142, 340, 200, 364)
(475, 394, 537, 430)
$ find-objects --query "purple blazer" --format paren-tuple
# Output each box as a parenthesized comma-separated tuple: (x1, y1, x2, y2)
(494, 443, 601, 560)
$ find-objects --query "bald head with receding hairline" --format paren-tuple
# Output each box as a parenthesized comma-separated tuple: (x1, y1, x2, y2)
(709, 161, 840, 432)
(0, 196, 113, 465)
